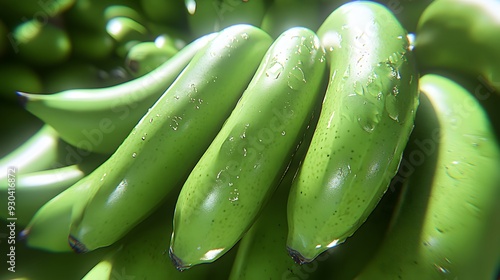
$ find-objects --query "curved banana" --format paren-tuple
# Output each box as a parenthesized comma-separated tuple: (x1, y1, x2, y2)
(12, 19, 72, 66)
(125, 40, 178, 78)
(355, 74, 500, 280)
(18, 32, 217, 154)
(169, 27, 327, 270)
(0, 154, 105, 226)
(0, 125, 60, 180)
(286, 1, 419, 263)
(67, 24, 273, 253)
(414, 0, 500, 93)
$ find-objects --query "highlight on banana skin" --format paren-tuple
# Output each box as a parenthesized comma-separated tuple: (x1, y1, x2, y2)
(0, 0, 499, 279)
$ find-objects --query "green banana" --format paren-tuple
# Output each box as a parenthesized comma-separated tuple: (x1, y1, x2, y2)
(0, 125, 60, 180)
(18, 32, 217, 154)
(125, 40, 179, 78)
(286, 1, 419, 263)
(414, 0, 500, 93)
(0, 154, 105, 226)
(355, 74, 500, 280)
(169, 26, 327, 270)
(106, 16, 150, 57)
(67, 24, 273, 253)
(11, 19, 72, 66)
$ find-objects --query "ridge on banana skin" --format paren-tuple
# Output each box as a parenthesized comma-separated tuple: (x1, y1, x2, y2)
(16, 32, 217, 154)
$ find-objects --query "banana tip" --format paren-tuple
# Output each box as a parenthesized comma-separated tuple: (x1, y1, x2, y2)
(287, 247, 312, 265)
(168, 247, 190, 271)
(68, 235, 89, 254)
(19, 228, 30, 240)
(16, 91, 29, 107)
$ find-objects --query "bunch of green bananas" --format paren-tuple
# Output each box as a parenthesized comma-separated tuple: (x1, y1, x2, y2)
(1, 0, 500, 279)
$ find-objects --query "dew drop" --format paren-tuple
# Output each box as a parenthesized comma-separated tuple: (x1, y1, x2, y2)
(240, 32, 249, 40)
(445, 160, 465, 179)
(281, 131, 286, 136)
(132, 152, 137, 158)
(385, 94, 400, 122)
(266, 61, 284, 79)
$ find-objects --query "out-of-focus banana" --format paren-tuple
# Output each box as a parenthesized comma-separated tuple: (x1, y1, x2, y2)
(11, 19, 71, 66)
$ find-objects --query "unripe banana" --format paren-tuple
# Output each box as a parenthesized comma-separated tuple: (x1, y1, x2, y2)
(355, 74, 500, 280)
(67, 24, 273, 253)
(125, 40, 178, 78)
(11, 19, 71, 66)
(169, 27, 327, 270)
(18, 32, 217, 154)
(106, 16, 150, 58)
(286, 1, 419, 263)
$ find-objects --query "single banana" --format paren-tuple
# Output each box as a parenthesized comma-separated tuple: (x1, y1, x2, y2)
(125, 40, 179, 78)
(18, 32, 217, 154)
(355, 74, 500, 280)
(169, 27, 327, 270)
(286, 1, 419, 263)
(105, 16, 150, 58)
(67, 24, 273, 253)
(11, 19, 72, 66)
(0, 154, 105, 226)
